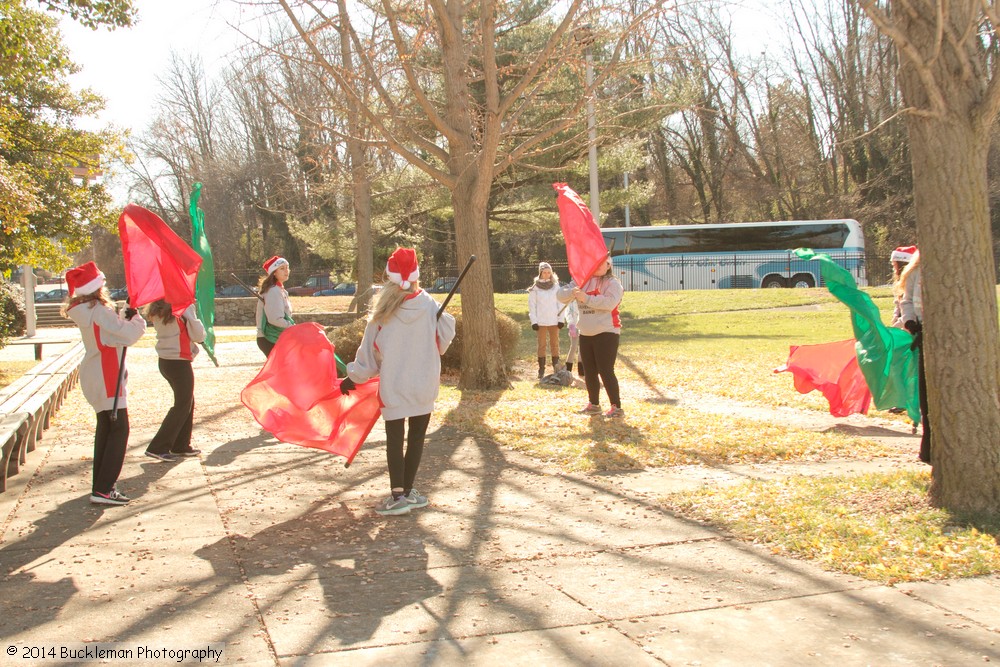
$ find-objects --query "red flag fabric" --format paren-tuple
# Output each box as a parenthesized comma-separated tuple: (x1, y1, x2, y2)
(774, 339, 872, 417)
(553, 182, 609, 286)
(119, 204, 203, 315)
(241, 323, 381, 464)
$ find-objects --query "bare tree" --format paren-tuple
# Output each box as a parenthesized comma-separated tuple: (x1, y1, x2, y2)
(858, 0, 1000, 513)
(276, 0, 666, 389)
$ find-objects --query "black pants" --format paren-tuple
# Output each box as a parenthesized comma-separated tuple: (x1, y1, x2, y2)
(257, 336, 275, 358)
(94, 409, 129, 495)
(917, 344, 931, 464)
(384, 413, 431, 492)
(147, 358, 195, 455)
(579, 332, 621, 408)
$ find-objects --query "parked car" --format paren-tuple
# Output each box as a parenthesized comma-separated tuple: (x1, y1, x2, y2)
(286, 274, 334, 296)
(428, 277, 459, 294)
(35, 288, 68, 303)
(109, 287, 129, 301)
(313, 282, 356, 297)
(216, 284, 255, 298)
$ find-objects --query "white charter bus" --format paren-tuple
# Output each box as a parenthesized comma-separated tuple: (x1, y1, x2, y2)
(602, 219, 867, 290)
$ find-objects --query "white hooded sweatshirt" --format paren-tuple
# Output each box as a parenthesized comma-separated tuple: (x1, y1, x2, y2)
(346, 290, 457, 421)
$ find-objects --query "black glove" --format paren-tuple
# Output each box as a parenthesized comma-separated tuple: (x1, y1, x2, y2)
(339, 377, 356, 396)
(124, 308, 138, 320)
(531, 323, 538, 331)
(904, 320, 922, 335)
(558, 322, 565, 329)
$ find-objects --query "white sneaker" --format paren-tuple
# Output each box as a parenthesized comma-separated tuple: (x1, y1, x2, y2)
(404, 489, 429, 509)
(374, 495, 411, 516)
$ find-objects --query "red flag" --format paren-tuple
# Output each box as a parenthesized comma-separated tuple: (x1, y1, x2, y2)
(774, 339, 872, 417)
(241, 323, 381, 464)
(553, 182, 609, 286)
(119, 204, 202, 315)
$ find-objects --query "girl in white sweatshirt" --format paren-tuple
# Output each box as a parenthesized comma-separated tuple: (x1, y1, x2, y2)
(63, 262, 146, 505)
(528, 261, 565, 379)
(340, 248, 457, 516)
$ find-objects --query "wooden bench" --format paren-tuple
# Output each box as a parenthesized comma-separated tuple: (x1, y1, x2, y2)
(5, 337, 77, 360)
(0, 341, 84, 492)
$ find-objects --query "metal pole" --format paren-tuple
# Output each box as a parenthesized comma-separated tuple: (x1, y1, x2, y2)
(586, 46, 599, 224)
(623, 173, 630, 227)
(21, 264, 36, 337)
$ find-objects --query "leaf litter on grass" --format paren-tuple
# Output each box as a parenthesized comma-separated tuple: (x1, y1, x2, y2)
(663, 470, 1000, 582)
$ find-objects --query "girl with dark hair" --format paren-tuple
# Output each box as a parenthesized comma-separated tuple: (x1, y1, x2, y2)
(255, 256, 294, 358)
(143, 299, 206, 462)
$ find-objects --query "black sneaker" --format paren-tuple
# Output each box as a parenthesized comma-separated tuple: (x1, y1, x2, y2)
(170, 449, 201, 457)
(145, 450, 177, 462)
(90, 488, 130, 505)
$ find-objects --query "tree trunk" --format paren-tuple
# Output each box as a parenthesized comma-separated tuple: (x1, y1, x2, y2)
(451, 174, 507, 389)
(905, 116, 1000, 513)
(337, 0, 373, 314)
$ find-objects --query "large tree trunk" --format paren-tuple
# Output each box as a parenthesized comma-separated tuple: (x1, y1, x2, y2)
(451, 172, 507, 389)
(886, 0, 1000, 514)
(905, 118, 1000, 513)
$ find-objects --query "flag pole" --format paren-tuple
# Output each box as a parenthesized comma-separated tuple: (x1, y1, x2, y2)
(110, 348, 126, 422)
(110, 301, 132, 422)
(230, 272, 264, 303)
(437, 255, 476, 319)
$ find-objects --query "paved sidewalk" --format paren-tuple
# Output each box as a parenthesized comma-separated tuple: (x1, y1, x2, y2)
(1, 339, 998, 665)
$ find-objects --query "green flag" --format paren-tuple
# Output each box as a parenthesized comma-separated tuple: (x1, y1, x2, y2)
(794, 249, 920, 423)
(190, 183, 219, 366)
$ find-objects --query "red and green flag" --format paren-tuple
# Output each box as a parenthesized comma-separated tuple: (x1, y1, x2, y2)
(794, 249, 920, 423)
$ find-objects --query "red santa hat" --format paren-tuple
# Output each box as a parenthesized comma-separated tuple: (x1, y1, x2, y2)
(386, 247, 419, 290)
(890, 245, 917, 263)
(65, 261, 106, 297)
(263, 256, 289, 275)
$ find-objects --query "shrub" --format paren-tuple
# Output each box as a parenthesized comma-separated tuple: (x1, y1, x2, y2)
(329, 307, 520, 372)
(0, 280, 26, 346)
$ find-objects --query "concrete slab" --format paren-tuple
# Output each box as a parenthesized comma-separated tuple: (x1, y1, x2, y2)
(0, 537, 271, 662)
(524, 540, 866, 620)
(254, 561, 602, 655)
(626, 585, 1000, 665)
(899, 575, 1000, 631)
(283, 623, 664, 666)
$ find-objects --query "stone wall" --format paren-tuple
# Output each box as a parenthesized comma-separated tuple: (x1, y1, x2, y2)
(214, 297, 362, 328)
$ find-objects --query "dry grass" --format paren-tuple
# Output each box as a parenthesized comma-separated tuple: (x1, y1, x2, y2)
(663, 471, 1000, 582)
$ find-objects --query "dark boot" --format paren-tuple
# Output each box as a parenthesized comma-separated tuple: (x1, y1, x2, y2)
(537, 357, 545, 380)
(552, 356, 561, 372)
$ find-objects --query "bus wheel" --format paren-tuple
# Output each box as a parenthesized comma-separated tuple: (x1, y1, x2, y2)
(790, 273, 815, 288)
(761, 276, 786, 289)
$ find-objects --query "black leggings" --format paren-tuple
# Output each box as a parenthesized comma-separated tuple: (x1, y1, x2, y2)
(147, 358, 195, 455)
(579, 332, 621, 408)
(257, 336, 275, 358)
(917, 343, 931, 464)
(94, 409, 129, 495)
(384, 413, 431, 492)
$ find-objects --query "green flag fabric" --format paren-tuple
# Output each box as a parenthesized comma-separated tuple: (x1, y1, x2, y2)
(190, 183, 219, 366)
(794, 249, 920, 424)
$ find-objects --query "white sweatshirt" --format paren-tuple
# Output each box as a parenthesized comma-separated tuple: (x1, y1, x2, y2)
(67, 301, 147, 412)
(346, 290, 457, 421)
